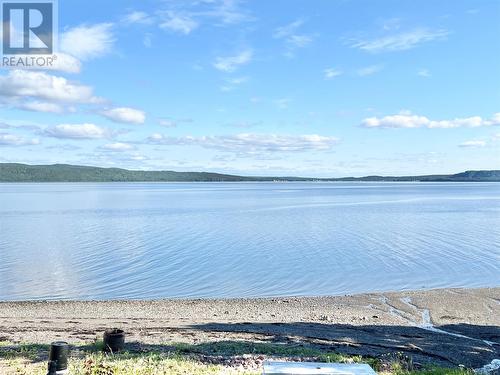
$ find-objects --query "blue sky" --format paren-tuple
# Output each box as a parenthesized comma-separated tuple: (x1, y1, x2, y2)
(0, 0, 499, 177)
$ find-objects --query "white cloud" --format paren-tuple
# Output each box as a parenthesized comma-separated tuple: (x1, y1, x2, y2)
(14, 24, 114, 74)
(129, 154, 147, 161)
(213, 49, 253, 72)
(350, 28, 449, 53)
(491, 113, 500, 125)
(45, 123, 110, 139)
(159, 11, 199, 34)
(101, 142, 135, 151)
(361, 114, 429, 128)
(0, 70, 100, 105)
(0, 71, 142, 122)
(274, 20, 304, 39)
(459, 140, 486, 148)
(159, 119, 177, 127)
(147, 133, 339, 154)
(158, 0, 251, 32)
(18, 101, 64, 113)
(286, 34, 313, 48)
(100, 107, 146, 124)
(357, 64, 383, 76)
(418, 68, 431, 77)
(120, 1, 251, 39)
(324, 68, 342, 80)
(61, 23, 114, 60)
(274, 19, 313, 47)
(149, 133, 164, 142)
(274, 98, 290, 110)
(122, 11, 153, 25)
(49, 52, 82, 74)
(227, 76, 249, 84)
(202, 0, 252, 25)
(0, 133, 39, 146)
(274, 19, 314, 56)
(2, 24, 110, 74)
(361, 112, 500, 129)
(220, 76, 249, 91)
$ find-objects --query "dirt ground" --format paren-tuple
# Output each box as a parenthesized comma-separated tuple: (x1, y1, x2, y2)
(0, 287, 499, 369)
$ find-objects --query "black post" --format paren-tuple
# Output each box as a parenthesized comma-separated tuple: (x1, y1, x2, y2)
(48, 341, 69, 372)
(103, 328, 125, 352)
(46, 360, 57, 375)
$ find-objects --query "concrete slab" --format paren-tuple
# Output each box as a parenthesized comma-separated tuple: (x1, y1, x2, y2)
(262, 361, 377, 374)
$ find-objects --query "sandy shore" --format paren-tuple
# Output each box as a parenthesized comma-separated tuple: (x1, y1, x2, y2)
(1, 287, 499, 368)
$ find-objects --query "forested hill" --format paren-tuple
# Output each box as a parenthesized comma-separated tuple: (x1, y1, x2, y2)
(0, 163, 499, 182)
(0, 163, 263, 182)
(333, 170, 500, 182)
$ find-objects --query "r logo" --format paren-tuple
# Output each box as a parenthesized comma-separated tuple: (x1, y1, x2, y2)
(2, 1, 53, 54)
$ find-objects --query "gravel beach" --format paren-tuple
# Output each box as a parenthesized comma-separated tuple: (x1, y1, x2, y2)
(0, 287, 499, 369)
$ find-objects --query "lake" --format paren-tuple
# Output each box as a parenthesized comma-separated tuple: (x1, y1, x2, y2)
(0, 182, 499, 300)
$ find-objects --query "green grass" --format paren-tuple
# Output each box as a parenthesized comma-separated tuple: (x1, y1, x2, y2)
(172, 341, 382, 369)
(173, 340, 352, 357)
(0, 340, 475, 375)
(388, 368, 473, 375)
(3, 353, 254, 375)
(0, 342, 49, 361)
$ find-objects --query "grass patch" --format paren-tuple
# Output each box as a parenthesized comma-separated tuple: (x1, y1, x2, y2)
(0, 342, 49, 361)
(172, 340, 348, 357)
(385, 368, 473, 375)
(0, 340, 476, 374)
(172, 341, 380, 369)
(3, 352, 257, 375)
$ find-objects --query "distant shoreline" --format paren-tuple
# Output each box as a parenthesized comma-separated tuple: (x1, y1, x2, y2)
(1, 163, 500, 182)
(3, 180, 500, 185)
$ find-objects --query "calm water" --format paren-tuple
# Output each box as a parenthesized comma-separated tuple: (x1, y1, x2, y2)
(0, 182, 499, 301)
